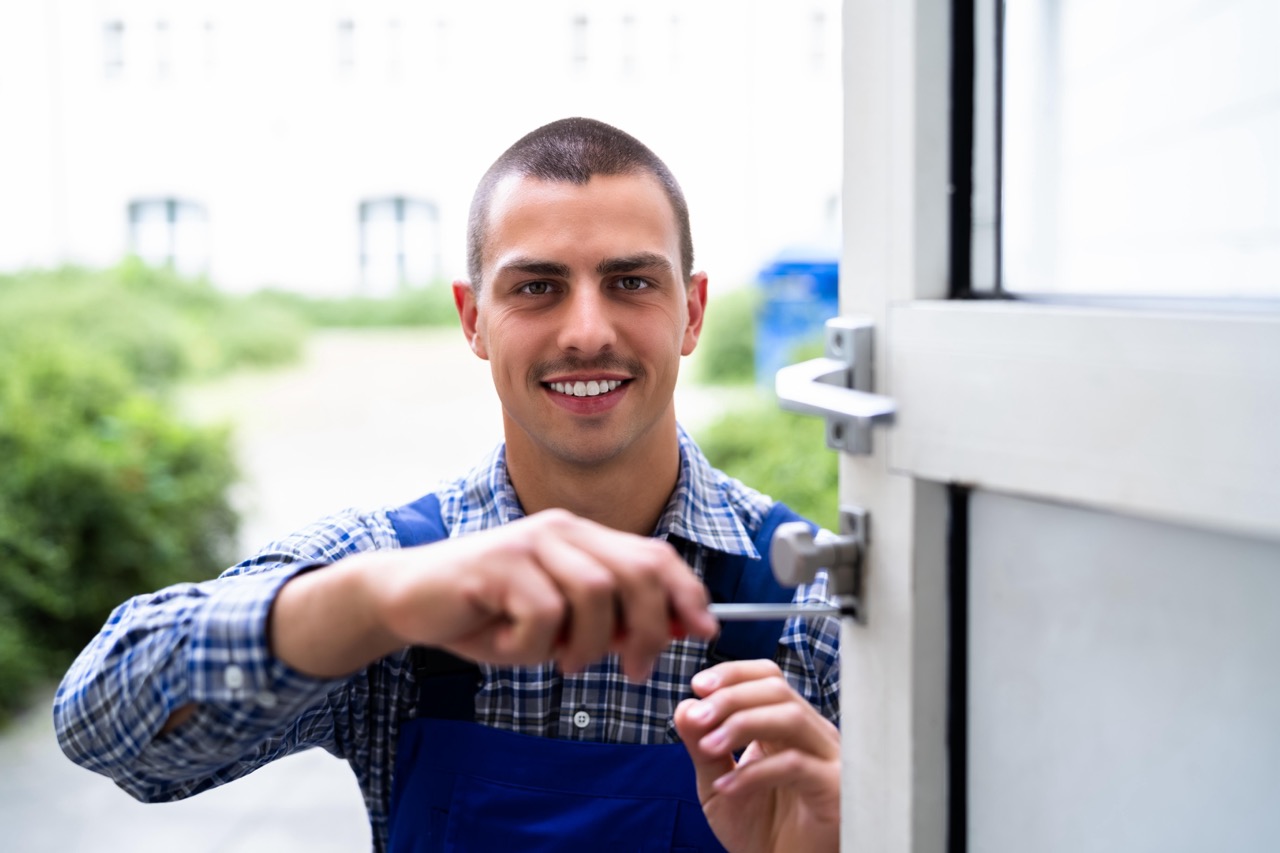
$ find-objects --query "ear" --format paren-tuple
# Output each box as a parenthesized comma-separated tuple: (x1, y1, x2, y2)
(453, 280, 489, 359)
(680, 272, 709, 356)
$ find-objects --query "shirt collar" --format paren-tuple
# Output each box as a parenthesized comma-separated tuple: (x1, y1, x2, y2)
(654, 425, 760, 560)
(458, 426, 759, 560)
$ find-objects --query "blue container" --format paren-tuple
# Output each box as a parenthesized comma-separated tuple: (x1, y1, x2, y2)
(754, 250, 839, 386)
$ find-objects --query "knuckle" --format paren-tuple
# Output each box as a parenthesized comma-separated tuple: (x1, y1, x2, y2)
(632, 542, 674, 577)
(536, 507, 575, 529)
(759, 659, 785, 679)
(577, 569, 615, 599)
(529, 596, 565, 626)
(771, 750, 806, 775)
(778, 701, 808, 727)
(767, 674, 799, 701)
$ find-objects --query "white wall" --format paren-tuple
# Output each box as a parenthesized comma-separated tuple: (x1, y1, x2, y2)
(0, 0, 843, 294)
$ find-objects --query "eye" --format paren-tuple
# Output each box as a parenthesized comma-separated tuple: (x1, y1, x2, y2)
(519, 280, 554, 295)
(615, 276, 651, 291)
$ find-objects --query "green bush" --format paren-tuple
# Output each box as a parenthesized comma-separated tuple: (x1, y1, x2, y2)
(0, 342, 238, 721)
(0, 260, 306, 387)
(0, 262, 254, 723)
(248, 283, 459, 329)
(694, 396, 839, 532)
(696, 286, 759, 385)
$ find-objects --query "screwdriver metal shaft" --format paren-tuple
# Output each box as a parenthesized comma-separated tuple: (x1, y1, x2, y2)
(708, 602, 841, 621)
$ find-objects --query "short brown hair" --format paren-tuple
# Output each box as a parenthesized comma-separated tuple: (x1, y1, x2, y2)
(466, 117, 694, 288)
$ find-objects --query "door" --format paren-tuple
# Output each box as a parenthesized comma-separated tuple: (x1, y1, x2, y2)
(834, 1, 1280, 851)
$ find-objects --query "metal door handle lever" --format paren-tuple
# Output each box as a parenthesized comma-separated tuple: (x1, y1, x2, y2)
(774, 316, 895, 455)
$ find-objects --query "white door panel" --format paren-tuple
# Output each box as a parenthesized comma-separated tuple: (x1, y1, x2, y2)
(969, 491, 1280, 853)
(887, 303, 1280, 539)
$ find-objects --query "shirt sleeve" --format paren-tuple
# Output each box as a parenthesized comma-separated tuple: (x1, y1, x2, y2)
(52, 508, 396, 803)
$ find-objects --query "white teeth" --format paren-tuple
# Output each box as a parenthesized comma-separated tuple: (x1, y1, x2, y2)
(550, 380, 623, 397)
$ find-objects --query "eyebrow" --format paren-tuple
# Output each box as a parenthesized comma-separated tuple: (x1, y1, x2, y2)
(596, 253, 673, 276)
(496, 258, 572, 279)
(494, 252, 674, 280)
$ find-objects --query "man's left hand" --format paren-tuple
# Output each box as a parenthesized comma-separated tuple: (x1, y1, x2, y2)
(673, 659, 840, 853)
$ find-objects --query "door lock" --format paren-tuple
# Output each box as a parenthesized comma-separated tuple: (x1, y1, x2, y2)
(769, 505, 868, 623)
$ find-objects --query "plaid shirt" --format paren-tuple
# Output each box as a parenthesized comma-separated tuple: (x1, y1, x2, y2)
(54, 426, 841, 852)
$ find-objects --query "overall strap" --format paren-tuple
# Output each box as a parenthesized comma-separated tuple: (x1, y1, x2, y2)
(705, 501, 815, 663)
(387, 493, 485, 721)
(386, 492, 448, 547)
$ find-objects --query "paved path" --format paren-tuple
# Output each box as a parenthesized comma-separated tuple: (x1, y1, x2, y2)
(0, 327, 744, 852)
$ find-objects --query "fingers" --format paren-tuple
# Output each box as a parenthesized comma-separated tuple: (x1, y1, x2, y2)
(548, 514, 718, 643)
(529, 532, 617, 672)
(674, 696, 737, 797)
(690, 658, 788, 697)
(526, 510, 716, 681)
(411, 508, 715, 679)
(680, 660, 840, 763)
(710, 747, 840, 803)
(442, 547, 567, 666)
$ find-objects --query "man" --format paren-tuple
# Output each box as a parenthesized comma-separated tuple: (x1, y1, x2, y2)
(55, 117, 841, 852)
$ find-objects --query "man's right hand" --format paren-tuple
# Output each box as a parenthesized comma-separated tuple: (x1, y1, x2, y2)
(269, 509, 719, 683)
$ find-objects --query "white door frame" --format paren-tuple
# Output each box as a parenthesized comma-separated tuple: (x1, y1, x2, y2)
(837, 1, 1280, 850)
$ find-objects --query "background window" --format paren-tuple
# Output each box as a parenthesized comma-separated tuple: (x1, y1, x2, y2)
(203, 20, 216, 70)
(128, 198, 210, 278)
(156, 20, 171, 79)
(103, 20, 124, 78)
(572, 15, 588, 73)
(621, 15, 636, 76)
(359, 197, 440, 295)
(387, 19, 402, 77)
(336, 19, 355, 72)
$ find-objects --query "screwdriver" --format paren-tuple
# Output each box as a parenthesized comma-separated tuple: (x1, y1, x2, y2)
(661, 602, 844, 642)
(708, 602, 841, 621)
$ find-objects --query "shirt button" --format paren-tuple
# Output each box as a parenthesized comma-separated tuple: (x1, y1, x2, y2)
(572, 710, 591, 729)
(224, 664, 245, 691)
(255, 691, 278, 709)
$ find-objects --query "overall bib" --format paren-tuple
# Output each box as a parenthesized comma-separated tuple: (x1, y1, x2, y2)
(383, 494, 810, 852)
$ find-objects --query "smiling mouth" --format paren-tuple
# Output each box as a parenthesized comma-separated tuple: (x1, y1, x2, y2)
(544, 379, 628, 398)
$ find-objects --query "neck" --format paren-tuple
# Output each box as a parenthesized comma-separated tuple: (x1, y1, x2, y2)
(504, 417, 682, 536)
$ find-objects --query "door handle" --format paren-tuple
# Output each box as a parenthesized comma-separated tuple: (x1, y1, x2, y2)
(769, 506, 868, 622)
(774, 316, 896, 454)
(707, 507, 868, 623)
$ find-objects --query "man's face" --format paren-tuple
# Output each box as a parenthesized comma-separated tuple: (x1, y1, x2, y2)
(455, 171, 706, 469)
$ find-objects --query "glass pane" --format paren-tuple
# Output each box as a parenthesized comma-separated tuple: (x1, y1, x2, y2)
(172, 202, 209, 278)
(1002, 0, 1280, 298)
(130, 201, 171, 266)
(361, 199, 399, 295)
(969, 490, 1280, 852)
(400, 201, 437, 286)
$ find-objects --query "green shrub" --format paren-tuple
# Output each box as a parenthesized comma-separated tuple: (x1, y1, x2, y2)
(0, 260, 261, 723)
(696, 286, 759, 385)
(248, 283, 459, 329)
(0, 260, 306, 387)
(694, 396, 839, 532)
(0, 342, 238, 721)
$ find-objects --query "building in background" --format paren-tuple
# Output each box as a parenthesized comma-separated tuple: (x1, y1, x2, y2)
(0, 0, 842, 295)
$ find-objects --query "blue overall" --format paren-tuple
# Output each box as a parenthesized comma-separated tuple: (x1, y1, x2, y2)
(384, 494, 811, 853)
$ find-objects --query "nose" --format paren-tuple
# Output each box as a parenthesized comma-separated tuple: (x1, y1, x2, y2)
(556, 285, 618, 356)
